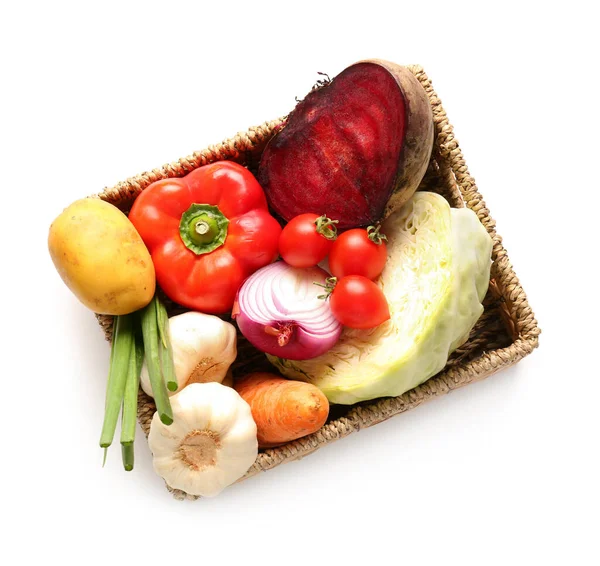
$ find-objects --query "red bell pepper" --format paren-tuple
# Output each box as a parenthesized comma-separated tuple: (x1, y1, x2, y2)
(128, 161, 282, 314)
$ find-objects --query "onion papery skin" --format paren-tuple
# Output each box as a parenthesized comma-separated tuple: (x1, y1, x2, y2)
(235, 261, 342, 360)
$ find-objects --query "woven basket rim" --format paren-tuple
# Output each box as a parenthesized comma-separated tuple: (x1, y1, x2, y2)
(94, 64, 540, 500)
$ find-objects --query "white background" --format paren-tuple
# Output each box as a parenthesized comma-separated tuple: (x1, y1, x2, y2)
(1, 1, 598, 565)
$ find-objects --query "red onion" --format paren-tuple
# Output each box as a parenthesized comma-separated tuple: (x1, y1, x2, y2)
(233, 261, 342, 360)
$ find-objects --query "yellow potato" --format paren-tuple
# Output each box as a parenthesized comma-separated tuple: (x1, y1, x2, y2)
(48, 198, 155, 315)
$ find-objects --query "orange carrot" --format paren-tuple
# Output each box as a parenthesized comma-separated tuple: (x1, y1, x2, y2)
(234, 372, 329, 448)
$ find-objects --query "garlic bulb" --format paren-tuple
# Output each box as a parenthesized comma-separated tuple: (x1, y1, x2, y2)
(140, 311, 237, 397)
(148, 382, 258, 497)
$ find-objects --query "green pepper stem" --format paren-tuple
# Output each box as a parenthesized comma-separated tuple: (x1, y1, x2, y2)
(179, 203, 229, 255)
(195, 221, 210, 235)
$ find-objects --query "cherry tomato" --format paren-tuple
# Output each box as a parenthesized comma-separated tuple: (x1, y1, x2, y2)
(329, 276, 390, 329)
(279, 213, 338, 268)
(329, 226, 387, 280)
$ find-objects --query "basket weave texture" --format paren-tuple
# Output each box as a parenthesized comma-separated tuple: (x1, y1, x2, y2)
(95, 66, 540, 500)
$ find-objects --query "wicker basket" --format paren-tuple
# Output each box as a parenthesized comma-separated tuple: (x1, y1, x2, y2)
(94, 65, 540, 500)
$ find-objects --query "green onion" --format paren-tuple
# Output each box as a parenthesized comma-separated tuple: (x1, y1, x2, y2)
(120, 330, 143, 471)
(156, 298, 178, 392)
(121, 444, 134, 472)
(141, 296, 173, 425)
(99, 314, 134, 449)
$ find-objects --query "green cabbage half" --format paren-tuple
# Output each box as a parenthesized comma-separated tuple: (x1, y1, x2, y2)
(268, 192, 493, 405)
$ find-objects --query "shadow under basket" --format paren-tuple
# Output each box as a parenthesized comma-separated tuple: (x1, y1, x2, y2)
(94, 65, 540, 500)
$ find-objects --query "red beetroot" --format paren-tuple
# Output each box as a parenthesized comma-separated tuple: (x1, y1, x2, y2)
(258, 59, 434, 230)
